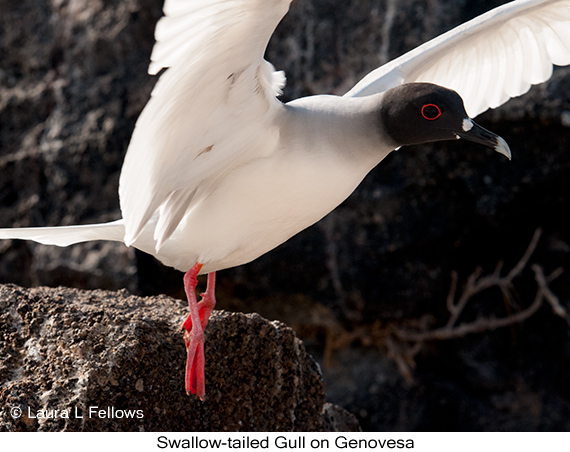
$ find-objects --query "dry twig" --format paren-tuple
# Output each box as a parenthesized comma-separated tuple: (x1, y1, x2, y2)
(382, 228, 567, 379)
(322, 228, 567, 382)
(394, 228, 566, 345)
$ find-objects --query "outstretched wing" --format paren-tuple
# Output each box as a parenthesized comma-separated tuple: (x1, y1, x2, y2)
(345, 0, 570, 117)
(0, 221, 125, 246)
(119, 0, 291, 249)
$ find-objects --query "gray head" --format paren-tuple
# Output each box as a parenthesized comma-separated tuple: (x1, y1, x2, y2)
(380, 83, 511, 159)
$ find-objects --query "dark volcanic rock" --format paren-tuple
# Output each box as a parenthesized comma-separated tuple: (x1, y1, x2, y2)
(0, 284, 354, 432)
(0, 0, 160, 291)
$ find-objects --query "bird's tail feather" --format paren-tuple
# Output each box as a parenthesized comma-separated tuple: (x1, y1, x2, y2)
(0, 219, 125, 247)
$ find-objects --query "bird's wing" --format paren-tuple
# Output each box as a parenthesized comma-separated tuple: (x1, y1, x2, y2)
(0, 221, 125, 246)
(345, 0, 570, 117)
(119, 0, 291, 249)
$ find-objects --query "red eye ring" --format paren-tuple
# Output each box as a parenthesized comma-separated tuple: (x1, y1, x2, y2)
(421, 104, 442, 120)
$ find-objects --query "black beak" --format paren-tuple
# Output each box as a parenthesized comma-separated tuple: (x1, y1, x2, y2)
(457, 119, 511, 160)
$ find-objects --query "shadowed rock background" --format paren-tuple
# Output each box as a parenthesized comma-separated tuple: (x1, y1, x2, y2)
(1, 0, 570, 431)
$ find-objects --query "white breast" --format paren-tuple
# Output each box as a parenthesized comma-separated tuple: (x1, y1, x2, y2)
(145, 95, 394, 273)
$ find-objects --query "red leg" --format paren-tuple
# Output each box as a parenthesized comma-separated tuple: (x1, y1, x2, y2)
(181, 263, 216, 400)
(198, 272, 216, 330)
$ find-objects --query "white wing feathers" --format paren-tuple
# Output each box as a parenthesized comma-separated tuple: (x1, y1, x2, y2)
(345, 0, 570, 117)
(119, 0, 291, 250)
(0, 221, 125, 247)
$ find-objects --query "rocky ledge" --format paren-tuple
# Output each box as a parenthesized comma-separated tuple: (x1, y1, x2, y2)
(0, 284, 359, 432)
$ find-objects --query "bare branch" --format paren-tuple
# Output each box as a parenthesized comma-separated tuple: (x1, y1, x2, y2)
(443, 229, 543, 329)
(388, 229, 566, 380)
(532, 264, 567, 319)
(445, 270, 458, 314)
(322, 228, 566, 385)
(395, 286, 544, 342)
(506, 228, 542, 281)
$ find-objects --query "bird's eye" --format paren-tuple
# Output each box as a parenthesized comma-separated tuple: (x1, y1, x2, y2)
(421, 104, 442, 120)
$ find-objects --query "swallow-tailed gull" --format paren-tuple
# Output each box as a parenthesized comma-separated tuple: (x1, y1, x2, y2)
(1, 0, 570, 400)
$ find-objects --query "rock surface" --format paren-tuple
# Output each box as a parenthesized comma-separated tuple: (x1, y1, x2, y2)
(0, 283, 359, 432)
(1, 0, 570, 431)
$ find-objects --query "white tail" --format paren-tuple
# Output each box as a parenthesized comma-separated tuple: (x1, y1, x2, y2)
(0, 220, 125, 247)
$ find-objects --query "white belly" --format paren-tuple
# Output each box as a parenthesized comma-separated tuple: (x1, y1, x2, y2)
(145, 95, 393, 273)
(152, 147, 379, 273)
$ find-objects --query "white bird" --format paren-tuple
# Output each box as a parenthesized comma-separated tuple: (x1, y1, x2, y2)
(1, 0, 569, 400)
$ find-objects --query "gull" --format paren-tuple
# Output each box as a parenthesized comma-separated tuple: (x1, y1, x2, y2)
(1, 0, 569, 400)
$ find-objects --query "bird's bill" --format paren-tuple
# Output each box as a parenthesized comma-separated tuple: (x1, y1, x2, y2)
(457, 120, 512, 160)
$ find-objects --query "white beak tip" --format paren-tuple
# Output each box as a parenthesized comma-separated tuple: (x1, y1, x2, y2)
(495, 136, 512, 160)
